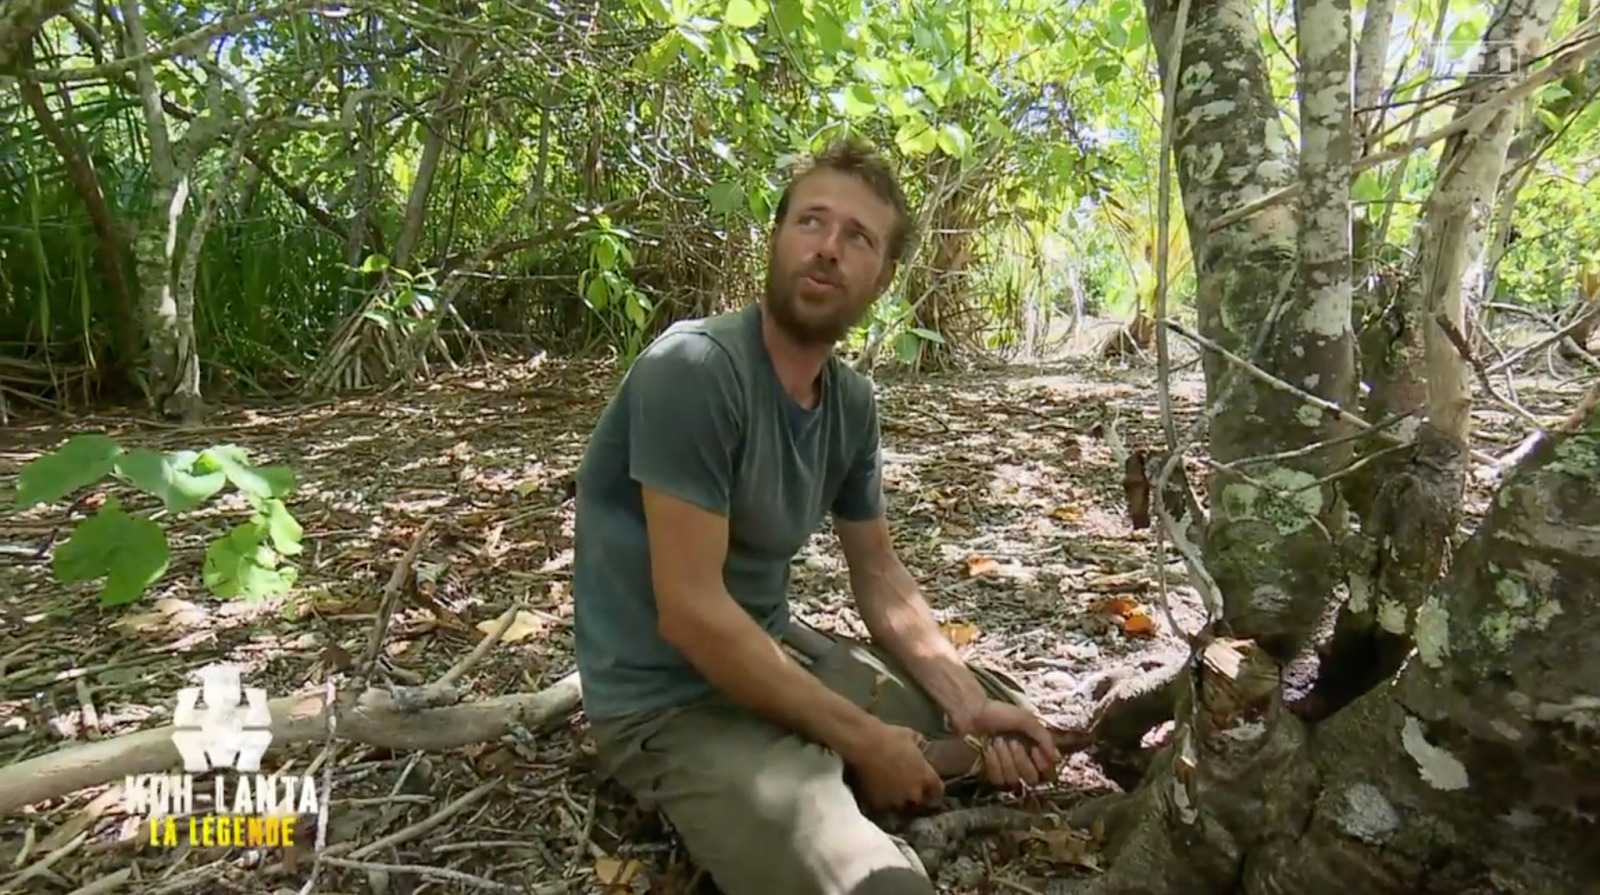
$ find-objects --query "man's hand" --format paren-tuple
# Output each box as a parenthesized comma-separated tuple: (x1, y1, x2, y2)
(952, 700, 1059, 788)
(842, 721, 945, 812)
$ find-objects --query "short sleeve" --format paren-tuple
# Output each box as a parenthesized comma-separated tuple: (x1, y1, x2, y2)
(625, 334, 744, 516)
(830, 388, 885, 522)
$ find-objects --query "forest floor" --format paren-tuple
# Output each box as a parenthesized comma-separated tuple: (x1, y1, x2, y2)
(0, 340, 1589, 895)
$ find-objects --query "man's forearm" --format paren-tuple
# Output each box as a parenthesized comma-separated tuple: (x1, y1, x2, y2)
(851, 561, 987, 724)
(662, 591, 883, 758)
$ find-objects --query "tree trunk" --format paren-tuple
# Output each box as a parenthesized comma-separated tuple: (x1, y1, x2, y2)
(1313, 0, 1564, 714)
(17, 55, 141, 393)
(1060, 1, 1600, 891)
(118, 0, 198, 419)
(392, 36, 479, 270)
(1148, 0, 1356, 665)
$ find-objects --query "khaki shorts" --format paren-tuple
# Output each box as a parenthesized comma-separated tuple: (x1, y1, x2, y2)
(588, 641, 948, 895)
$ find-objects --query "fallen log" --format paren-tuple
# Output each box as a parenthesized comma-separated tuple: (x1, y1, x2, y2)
(0, 672, 582, 816)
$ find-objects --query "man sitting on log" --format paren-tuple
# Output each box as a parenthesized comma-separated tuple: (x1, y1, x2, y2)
(571, 138, 1059, 895)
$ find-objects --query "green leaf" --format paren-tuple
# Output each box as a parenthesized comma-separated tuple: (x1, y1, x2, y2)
(894, 118, 939, 156)
(908, 326, 946, 344)
(194, 445, 294, 500)
(114, 448, 227, 512)
(640, 0, 674, 24)
(586, 275, 611, 309)
(51, 496, 170, 606)
(771, 0, 804, 37)
(842, 84, 876, 117)
(812, 9, 844, 54)
(1446, 19, 1479, 46)
(259, 498, 304, 557)
(359, 253, 388, 273)
(723, 0, 761, 29)
(893, 331, 920, 363)
(14, 433, 122, 508)
(935, 123, 971, 159)
(1352, 169, 1385, 203)
(203, 521, 297, 600)
(1094, 63, 1121, 84)
(707, 181, 745, 215)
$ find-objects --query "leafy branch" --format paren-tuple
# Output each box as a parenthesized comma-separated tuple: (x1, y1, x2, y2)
(11, 434, 304, 606)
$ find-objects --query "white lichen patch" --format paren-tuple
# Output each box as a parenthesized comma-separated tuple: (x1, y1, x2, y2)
(1251, 204, 1295, 242)
(1401, 715, 1470, 791)
(1299, 285, 1352, 337)
(1245, 467, 1324, 533)
(1221, 719, 1267, 742)
(1348, 571, 1372, 613)
(1478, 564, 1565, 651)
(1190, 100, 1239, 127)
(1179, 61, 1215, 97)
(1297, 403, 1324, 428)
(1250, 584, 1290, 614)
(1534, 598, 1563, 628)
(1494, 575, 1528, 609)
(1334, 782, 1401, 843)
(1534, 695, 1600, 732)
(1414, 595, 1450, 668)
(1377, 598, 1408, 635)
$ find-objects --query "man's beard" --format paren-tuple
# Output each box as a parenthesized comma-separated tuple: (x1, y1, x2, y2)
(762, 262, 866, 348)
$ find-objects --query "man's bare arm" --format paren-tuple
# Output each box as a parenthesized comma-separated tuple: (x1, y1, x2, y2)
(835, 515, 988, 723)
(643, 485, 885, 759)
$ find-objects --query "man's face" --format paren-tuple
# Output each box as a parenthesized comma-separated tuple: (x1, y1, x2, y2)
(764, 169, 898, 347)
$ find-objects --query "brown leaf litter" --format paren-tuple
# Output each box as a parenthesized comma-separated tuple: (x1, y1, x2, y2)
(0, 352, 1585, 895)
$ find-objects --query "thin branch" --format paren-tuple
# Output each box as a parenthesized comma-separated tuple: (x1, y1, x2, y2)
(1207, 23, 1600, 234)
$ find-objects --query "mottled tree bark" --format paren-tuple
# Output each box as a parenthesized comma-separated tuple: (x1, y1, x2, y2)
(1315, 0, 1564, 715)
(1148, 0, 1355, 664)
(118, 0, 199, 418)
(1055, 0, 1600, 890)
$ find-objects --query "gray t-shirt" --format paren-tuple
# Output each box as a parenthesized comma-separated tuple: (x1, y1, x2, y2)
(572, 304, 884, 721)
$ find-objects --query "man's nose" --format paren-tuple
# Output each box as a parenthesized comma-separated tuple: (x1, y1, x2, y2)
(814, 224, 844, 259)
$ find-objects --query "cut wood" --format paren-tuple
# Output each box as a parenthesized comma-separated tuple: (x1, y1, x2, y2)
(0, 672, 582, 816)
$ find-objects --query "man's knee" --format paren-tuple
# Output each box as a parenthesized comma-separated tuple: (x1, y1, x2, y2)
(592, 703, 930, 895)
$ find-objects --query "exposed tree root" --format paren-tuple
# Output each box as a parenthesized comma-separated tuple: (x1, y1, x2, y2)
(1082, 652, 1187, 789)
(905, 793, 1137, 877)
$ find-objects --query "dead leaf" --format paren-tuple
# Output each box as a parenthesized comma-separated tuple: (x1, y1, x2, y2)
(1091, 595, 1142, 618)
(965, 555, 1001, 577)
(476, 746, 518, 778)
(1121, 608, 1158, 636)
(941, 621, 981, 646)
(1049, 504, 1083, 523)
(479, 610, 547, 642)
(110, 598, 206, 634)
(513, 478, 541, 496)
(1031, 828, 1103, 871)
(595, 854, 644, 887)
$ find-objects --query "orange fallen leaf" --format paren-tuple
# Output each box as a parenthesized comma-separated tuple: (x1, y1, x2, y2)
(941, 621, 981, 646)
(1092, 595, 1143, 618)
(965, 555, 1001, 577)
(1120, 608, 1158, 636)
(595, 854, 644, 888)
